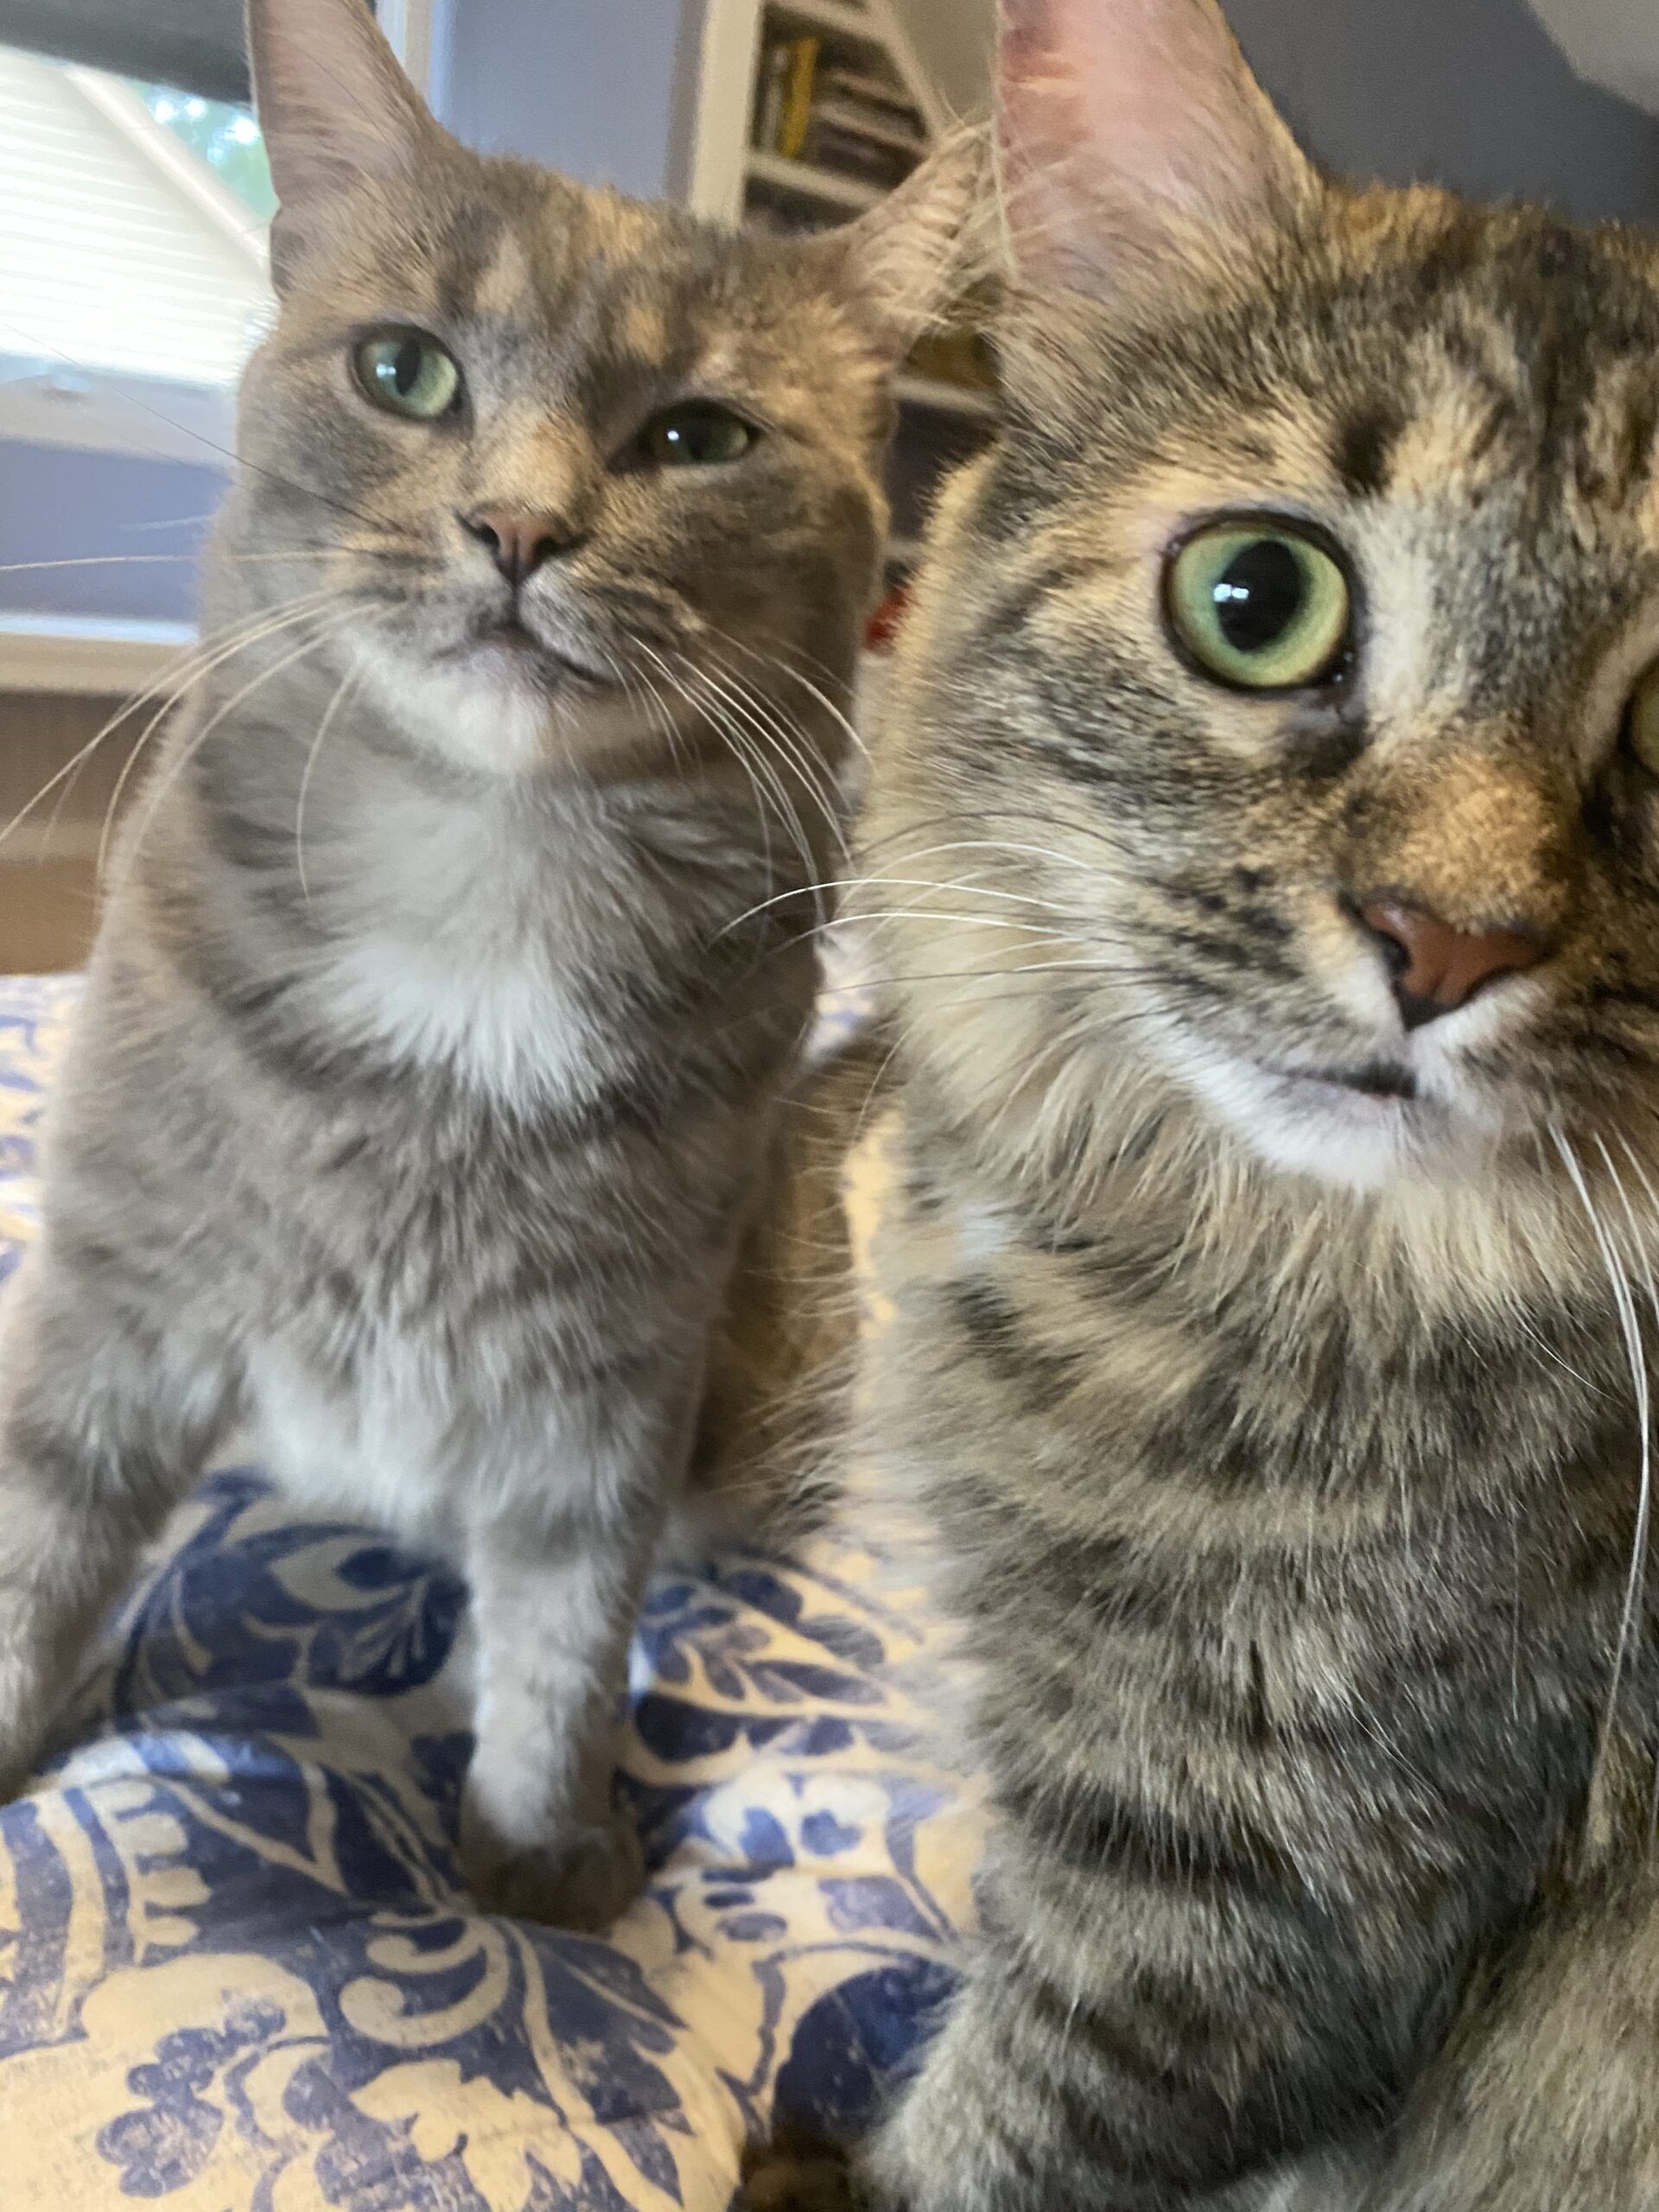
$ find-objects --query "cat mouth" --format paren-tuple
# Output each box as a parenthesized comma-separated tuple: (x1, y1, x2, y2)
(1311, 1061, 1419, 1103)
(449, 613, 608, 688)
(1270, 1060, 1421, 1106)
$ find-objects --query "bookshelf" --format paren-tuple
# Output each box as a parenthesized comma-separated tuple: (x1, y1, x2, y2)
(682, 0, 996, 583)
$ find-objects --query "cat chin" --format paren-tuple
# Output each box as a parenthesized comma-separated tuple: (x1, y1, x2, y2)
(349, 632, 645, 780)
(1175, 1048, 1504, 1195)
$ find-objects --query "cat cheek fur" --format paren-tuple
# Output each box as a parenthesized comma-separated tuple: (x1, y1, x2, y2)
(0, 0, 977, 1932)
(732, 1, 1659, 2209)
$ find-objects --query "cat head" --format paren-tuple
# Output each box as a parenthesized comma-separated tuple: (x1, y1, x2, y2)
(868, 0, 1659, 1198)
(224, 0, 976, 781)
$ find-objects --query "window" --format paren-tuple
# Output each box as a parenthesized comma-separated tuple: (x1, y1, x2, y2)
(0, 44, 274, 463)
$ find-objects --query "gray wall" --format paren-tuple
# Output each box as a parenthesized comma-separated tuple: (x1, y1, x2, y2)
(440, 0, 696, 197)
(1226, 0, 1659, 228)
(898, 0, 1659, 226)
(0, 444, 223, 625)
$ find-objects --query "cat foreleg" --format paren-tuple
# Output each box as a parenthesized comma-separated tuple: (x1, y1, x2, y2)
(456, 1372, 701, 1929)
(0, 1244, 232, 1796)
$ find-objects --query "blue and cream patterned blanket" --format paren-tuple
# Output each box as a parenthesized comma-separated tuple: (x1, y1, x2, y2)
(0, 975, 971, 2209)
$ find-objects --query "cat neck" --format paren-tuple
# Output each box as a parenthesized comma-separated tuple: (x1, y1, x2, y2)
(162, 640, 838, 931)
(124, 643, 836, 1106)
(906, 1035, 1625, 1341)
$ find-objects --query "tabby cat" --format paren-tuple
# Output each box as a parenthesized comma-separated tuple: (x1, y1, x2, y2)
(0, 0, 970, 1928)
(745, 0, 1659, 2203)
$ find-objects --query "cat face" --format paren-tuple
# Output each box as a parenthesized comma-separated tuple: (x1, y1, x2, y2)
(228, 0, 970, 780)
(868, 0, 1659, 1195)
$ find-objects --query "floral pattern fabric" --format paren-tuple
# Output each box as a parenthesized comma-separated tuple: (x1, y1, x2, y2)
(0, 976, 971, 2209)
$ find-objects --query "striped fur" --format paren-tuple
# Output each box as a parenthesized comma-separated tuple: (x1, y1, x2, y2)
(748, 0, 1659, 2202)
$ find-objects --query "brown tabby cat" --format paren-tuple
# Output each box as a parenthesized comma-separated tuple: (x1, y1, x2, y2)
(0, 0, 972, 1929)
(744, 0, 1659, 2205)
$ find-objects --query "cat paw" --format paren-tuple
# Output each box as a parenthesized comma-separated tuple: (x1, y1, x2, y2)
(737, 2133, 881, 2212)
(460, 1806, 646, 1931)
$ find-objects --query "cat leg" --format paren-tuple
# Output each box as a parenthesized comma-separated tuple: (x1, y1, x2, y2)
(0, 1246, 232, 1796)
(734, 1957, 1141, 2212)
(457, 1376, 700, 1930)
(734, 1944, 1393, 2212)
(1346, 1849, 1659, 2212)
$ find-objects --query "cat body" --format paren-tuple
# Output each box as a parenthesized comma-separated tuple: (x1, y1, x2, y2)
(0, 0, 971, 1924)
(745, 0, 1659, 2202)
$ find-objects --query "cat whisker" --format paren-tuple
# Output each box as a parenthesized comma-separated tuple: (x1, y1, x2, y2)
(627, 638, 784, 887)
(124, 611, 357, 875)
(614, 652, 693, 775)
(715, 869, 1086, 947)
(1593, 1135, 1659, 1751)
(702, 623, 869, 763)
(837, 908, 1090, 941)
(699, 645, 851, 850)
(1553, 1128, 1652, 1763)
(879, 836, 1109, 882)
(679, 653, 844, 897)
(295, 663, 363, 902)
(641, 642, 823, 895)
(861, 813, 1123, 872)
(93, 594, 342, 887)
(0, 593, 334, 868)
(0, 548, 420, 578)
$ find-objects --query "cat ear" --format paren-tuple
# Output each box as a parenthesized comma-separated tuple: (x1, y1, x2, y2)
(997, 0, 1319, 292)
(817, 129, 995, 359)
(246, 0, 440, 262)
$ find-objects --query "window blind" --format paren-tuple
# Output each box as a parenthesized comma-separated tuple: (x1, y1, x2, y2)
(0, 47, 272, 386)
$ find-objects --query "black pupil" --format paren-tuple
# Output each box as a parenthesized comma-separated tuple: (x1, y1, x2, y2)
(390, 341, 423, 397)
(661, 410, 733, 461)
(668, 414, 709, 456)
(1213, 538, 1303, 654)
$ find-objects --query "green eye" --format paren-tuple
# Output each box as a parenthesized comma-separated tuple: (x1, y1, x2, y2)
(1166, 522, 1353, 691)
(1628, 663, 1659, 777)
(353, 330, 462, 420)
(638, 403, 756, 468)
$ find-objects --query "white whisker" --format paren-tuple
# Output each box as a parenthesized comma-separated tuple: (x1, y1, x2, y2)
(1554, 1128, 1652, 1754)
(296, 664, 363, 902)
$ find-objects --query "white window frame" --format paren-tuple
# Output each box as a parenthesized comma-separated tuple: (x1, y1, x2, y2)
(378, 0, 449, 105)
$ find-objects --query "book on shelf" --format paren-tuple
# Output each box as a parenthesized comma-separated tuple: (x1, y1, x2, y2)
(751, 31, 924, 187)
(810, 94, 926, 158)
(818, 63, 919, 124)
(750, 35, 824, 161)
(753, 38, 794, 156)
(802, 117, 915, 189)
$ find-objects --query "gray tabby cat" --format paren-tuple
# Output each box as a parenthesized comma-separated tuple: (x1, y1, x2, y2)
(744, 0, 1659, 2205)
(0, 0, 968, 1928)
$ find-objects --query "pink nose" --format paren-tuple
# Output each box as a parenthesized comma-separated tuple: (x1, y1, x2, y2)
(461, 508, 582, 586)
(1358, 899, 1546, 1030)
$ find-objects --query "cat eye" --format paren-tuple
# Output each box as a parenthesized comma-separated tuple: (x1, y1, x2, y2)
(1166, 521, 1353, 692)
(1626, 663, 1659, 778)
(634, 403, 757, 469)
(352, 329, 463, 421)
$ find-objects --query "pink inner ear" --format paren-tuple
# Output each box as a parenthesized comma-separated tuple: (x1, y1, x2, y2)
(251, 0, 432, 210)
(997, 0, 1313, 284)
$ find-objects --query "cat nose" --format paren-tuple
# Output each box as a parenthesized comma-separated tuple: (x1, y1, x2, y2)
(461, 508, 583, 586)
(1357, 899, 1547, 1030)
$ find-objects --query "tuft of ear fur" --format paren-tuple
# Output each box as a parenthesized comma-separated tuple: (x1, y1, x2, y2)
(814, 127, 995, 359)
(245, 0, 443, 276)
(996, 0, 1319, 294)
